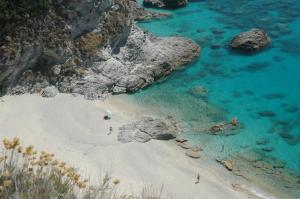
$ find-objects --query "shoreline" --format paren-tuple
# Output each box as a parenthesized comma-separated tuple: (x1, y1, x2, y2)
(0, 93, 273, 199)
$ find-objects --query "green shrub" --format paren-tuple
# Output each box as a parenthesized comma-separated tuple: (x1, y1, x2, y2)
(0, 0, 49, 21)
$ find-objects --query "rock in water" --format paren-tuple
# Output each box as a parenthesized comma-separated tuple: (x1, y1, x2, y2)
(185, 149, 201, 159)
(143, 0, 165, 8)
(143, 0, 187, 9)
(231, 29, 271, 52)
(118, 116, 180, 143)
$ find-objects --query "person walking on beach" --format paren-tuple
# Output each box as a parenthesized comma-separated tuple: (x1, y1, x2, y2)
(108, 126, 113, 135)
(195, 173, 200, 184)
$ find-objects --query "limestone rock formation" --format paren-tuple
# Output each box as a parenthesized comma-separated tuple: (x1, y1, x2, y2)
(143, 0, 188, 9)
(0, 0, 200, 99)
(118, 116, 180, 143)
(230, 29, 271, 52)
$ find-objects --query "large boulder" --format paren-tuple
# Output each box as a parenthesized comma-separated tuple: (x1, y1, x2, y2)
(230, 29, 271, 52)
(143, 0, 188, 9)
(118, 116, 180, 143)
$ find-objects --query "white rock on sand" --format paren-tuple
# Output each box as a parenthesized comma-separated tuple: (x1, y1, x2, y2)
(0, 94, 267, 199)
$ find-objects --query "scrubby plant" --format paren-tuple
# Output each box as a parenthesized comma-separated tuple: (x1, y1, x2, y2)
(0, 0, 49, 21)
(0, 137, 169, 199)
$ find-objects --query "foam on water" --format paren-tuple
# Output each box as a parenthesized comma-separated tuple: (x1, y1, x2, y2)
(131, 0, 300, 197)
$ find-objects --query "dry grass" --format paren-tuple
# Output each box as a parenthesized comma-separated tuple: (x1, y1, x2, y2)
(0, 137, 169, 199)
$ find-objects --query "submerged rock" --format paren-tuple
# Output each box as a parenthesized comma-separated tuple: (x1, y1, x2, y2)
(258, 111, 277, 117)
(221, 150, 300, 198)
(188, 86, 208, 100)
(261, 147, 274, 152)
(118, 116, 180, 143)
(207, 118, 244, 136)
(256, 138, 270, 145)
(230, 29, 271, 52)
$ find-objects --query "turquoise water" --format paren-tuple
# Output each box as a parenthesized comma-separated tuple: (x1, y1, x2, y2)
(133, 0, 300, 187)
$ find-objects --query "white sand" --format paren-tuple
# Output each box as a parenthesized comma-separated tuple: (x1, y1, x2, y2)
(0, 94, 268, 199)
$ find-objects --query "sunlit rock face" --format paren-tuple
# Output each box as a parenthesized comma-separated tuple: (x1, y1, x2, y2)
(0, 0, 199, 99)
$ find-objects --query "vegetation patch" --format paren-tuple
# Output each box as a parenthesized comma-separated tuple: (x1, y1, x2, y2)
(0, 0, 49, 21)
(0, 137, 168, 199)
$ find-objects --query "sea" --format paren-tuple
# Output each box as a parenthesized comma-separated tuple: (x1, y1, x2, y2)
(129, 0, 300, 197)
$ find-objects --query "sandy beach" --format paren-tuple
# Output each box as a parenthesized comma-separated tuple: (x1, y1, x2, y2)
(0, 94, 272, 199)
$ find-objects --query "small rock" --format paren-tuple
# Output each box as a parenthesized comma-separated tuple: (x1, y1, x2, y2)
(185, 149, 201, 159)
(217, 159, 234, 171)
(190, 146, 202, 152)
(175, 137, 188, 143)
(112, 86, 127, 94)
(177, 142, 191, 149)
(40, 86, 58, 97)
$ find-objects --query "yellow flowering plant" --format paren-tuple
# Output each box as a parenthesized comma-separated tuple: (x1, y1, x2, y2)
(0, 137, 168, 199)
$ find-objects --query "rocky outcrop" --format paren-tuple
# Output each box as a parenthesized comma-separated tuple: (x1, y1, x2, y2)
(230, 29, 271, 52)
(118, 116, 180, 143)
(217, 150, 300, 198)
(143, 0, 188, 9)
(0, 0, 200, 99)
(0, 0, 131, 94)
(130, 0, 171, 21)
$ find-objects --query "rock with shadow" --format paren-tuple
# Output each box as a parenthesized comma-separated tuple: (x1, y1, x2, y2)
(118, 116, 180, 143)
(143, 0, 187, 9)
(230, 29, 271, 52)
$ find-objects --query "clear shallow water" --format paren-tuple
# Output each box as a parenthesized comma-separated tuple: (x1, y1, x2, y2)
(132, 0, 300, 189)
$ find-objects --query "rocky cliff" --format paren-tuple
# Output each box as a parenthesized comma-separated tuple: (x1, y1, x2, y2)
(0, 0, 200, 99)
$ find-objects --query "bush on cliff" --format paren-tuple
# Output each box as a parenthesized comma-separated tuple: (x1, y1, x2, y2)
(0, 0, 49, 22)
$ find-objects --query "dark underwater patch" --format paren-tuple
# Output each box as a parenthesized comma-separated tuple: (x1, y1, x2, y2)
(285, 106, 300, 113)
(264, 93, 285, 100)
(279, 38, 300, 57)
(241, 62, 270, 73)
(258, 110, 277, 117)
